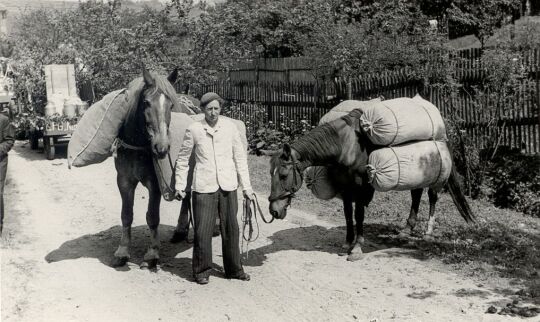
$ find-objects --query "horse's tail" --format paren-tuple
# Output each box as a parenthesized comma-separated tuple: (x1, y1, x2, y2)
(447, 166, 476, 223)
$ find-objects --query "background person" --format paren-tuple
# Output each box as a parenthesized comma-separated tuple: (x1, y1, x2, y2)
(0, 106, 14, 235)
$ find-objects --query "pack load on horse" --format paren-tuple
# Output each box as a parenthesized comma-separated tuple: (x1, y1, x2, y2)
(67, 89, 131, 167)
(270, 96, 475, 261)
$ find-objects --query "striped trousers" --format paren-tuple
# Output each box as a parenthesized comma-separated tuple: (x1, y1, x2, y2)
(0, 158, 7, 234)
(192, 189, 244, 279)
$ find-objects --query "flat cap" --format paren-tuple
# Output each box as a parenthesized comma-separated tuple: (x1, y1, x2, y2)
(200, 92, 223, 107)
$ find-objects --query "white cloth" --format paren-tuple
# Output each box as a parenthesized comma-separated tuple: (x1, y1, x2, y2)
(174, 117, 252, 193)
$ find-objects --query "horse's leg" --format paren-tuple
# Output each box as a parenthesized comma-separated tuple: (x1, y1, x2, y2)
(112, 175, 137, 267)
(398, 188, 423, 237)
(171, 194, 191, 243)
(424, 187, 440, 240)
(342, 189, 354, 250)
(347, 184, 373, 262)
(142, 179, 162, 269)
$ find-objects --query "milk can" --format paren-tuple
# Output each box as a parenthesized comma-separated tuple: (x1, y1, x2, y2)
(77, 101, 89, 116)
(44, 101, 56, 117)
(63, 97, 78, 118)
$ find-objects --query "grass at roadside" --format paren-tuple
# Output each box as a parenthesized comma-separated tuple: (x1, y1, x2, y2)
(248, 154, 540, 302)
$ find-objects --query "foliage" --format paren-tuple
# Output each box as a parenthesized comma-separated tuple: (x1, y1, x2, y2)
(223, 101, 312, 154)
(417, 0, 522, 42)
(489, 16, 540, 50)
(9, 0, 191, 114)
(487, 152, 540, 216)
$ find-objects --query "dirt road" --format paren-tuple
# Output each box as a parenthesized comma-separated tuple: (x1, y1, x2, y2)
(1, 142, 524, 321)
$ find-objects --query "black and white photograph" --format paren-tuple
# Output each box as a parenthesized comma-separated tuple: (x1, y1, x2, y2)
(0, 0, 539, 321)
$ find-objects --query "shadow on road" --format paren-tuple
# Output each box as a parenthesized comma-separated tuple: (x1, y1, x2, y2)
(44, 222, 418, 281)
(242, 223, 423, 267)
(13, 140, 68, 161)
(45, 224, 198, 280)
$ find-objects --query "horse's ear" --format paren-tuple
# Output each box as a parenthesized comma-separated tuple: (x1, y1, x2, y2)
(167, 68, 178, 84)
(142, 66, 155, 87)
(282, 144, 291, 159)
(348, 109, 363, 133)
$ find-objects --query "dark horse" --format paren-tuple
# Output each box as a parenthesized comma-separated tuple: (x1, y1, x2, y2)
(268, 109, 475, 261)
(112, 68, 194, 268)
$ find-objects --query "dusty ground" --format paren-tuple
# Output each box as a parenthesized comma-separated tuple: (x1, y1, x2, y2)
(0, 141, 535, 321)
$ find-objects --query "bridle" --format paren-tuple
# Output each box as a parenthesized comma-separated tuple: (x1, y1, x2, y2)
(268, 159, 304, 202)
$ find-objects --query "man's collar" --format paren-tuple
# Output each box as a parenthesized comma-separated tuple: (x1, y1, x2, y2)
(202, 117, 221, 133)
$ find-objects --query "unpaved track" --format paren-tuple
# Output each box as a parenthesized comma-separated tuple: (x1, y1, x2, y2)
(1, 142, 521, 321)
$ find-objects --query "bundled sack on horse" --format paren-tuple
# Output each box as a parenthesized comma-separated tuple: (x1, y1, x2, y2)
(305, 166, 340, 200)
(319, 98, 381, 124)
(67, 88, 131, 168)
(367, 140, 452, 192)
(357, 94, 447, 146)
(153, 112, 248, 201)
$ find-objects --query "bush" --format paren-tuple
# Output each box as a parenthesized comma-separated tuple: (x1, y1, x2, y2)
(223, 102, 313, 154)
(487, 153, 540, 217)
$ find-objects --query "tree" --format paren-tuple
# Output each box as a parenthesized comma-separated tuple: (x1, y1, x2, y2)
(9, 0, 191, 113)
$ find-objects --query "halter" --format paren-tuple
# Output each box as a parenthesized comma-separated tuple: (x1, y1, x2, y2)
(268, 158, 304, 202)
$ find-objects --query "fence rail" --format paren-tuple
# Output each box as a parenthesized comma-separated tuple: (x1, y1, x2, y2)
(197, 66, 540, 153)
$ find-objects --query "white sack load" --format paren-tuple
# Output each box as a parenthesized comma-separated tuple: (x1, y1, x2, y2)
(319, 98, 381, 124)
(153, 113, 248, 201)
(367, 140, 452, 192)
(359, 94, 447, 146)
(305, 166, 340, 200)
(68, 89, 129, 168)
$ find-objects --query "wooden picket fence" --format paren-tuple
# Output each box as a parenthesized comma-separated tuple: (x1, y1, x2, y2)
(196, 64, 540, 153)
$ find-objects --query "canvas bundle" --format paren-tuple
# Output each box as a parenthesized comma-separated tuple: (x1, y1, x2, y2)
(68, 89, 130, 168)
(153, 113, 249, 201)
(319, 98, 381, 124)
(367, 140, 452, 192)
(358, 95, 447, 146)
(305, 166, 340, 200)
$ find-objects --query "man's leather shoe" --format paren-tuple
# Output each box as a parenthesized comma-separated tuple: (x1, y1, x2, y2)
(226, 272, 250, 281)
(195, 276, 209, 285)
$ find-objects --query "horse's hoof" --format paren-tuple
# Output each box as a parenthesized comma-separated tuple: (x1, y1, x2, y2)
(170, 231, 188, 244)
(111, 256, 129, 268)
(141, 259, 159, 270)
(347, 252, 364, 262)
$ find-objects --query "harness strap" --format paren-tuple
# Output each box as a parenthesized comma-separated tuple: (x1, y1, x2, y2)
(111, 138, 150, 157)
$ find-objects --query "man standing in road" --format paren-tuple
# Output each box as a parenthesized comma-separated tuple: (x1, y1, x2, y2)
(0, 106, 14, 235)
(174, 92, 253, 285)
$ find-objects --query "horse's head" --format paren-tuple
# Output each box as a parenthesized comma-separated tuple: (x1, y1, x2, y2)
(141, 68, 178, 159)
(268, 144, 304, 219)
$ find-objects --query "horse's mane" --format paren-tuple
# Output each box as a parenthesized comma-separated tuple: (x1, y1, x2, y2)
(291, 122, 342, 163)
(270, 121, 343, 173)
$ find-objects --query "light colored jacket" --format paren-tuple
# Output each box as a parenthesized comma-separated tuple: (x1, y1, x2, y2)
(174, 117, 252, 193)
